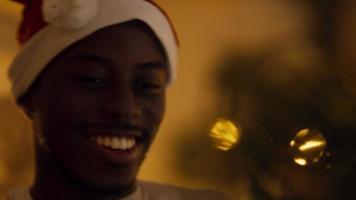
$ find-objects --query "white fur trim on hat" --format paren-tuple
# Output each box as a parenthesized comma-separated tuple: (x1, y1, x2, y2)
(8, 0, 178, 101)
(43, 0, 98, 29)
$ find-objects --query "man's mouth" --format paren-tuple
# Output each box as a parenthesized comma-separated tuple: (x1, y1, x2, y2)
(75, 122, 149, 163)
(90, 136, 137, 151)
(79, 129, 145, 164)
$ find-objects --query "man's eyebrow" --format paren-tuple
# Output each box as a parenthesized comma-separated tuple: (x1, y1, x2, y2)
(71, 53, 113, 65)
(70, 53, 167, 70)
(135, 61, 168, 71)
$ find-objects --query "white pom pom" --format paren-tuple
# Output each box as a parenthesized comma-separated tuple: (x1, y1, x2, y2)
(42, 0, 98, 30)
(42, 0, 69, 23)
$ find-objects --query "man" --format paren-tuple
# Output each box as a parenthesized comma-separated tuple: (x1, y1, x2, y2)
(5, 0, 229, 199)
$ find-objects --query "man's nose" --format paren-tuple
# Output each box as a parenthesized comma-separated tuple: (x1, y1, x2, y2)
(99, 85, 142, 118)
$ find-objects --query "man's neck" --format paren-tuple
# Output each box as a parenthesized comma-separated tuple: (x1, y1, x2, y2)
(30, 149, 136, 200)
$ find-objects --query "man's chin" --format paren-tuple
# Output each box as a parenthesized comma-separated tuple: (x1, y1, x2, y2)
(93, 180, 136, 196)
(74, 175, 137, 196)
(59, 156, 140, 197)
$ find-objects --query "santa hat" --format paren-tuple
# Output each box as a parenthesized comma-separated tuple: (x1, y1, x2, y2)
(8, 0, 179, 101)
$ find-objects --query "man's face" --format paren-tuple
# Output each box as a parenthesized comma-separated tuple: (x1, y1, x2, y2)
(25, 21, 167, 192)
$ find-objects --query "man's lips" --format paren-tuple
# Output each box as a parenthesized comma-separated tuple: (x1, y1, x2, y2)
(90, 135, 137, 151)
(78, 129, 145, 165)
(81, 129, 143, 151)
(73, 122, 150, 163)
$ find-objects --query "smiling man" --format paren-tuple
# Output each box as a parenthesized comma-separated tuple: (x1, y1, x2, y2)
(5, 0, 228, 200)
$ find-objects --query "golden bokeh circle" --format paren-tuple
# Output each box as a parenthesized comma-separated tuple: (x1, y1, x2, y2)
(290, 128, 327, 166)
(209, 118, 241, 151)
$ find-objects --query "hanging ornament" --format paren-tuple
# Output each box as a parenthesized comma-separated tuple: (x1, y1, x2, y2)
(290, 128, 327, 166)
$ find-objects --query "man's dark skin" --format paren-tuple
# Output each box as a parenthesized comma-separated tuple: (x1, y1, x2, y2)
(19, 20, 168, 200)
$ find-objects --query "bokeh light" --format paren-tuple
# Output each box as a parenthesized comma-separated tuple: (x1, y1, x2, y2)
(209, 118, 241, 151)
(290, 128, 327, 166)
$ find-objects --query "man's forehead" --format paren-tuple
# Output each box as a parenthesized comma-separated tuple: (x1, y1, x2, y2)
(44, 35, 168, 83)
(63, 52, 168, 73)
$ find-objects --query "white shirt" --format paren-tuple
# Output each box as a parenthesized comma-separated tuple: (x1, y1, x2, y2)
(5, 181, 229, 200)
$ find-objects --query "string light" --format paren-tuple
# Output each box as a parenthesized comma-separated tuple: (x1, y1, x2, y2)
(209, 118, 241, 151)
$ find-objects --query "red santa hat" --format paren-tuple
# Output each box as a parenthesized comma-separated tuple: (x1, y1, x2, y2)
(9, 0, 179, 101)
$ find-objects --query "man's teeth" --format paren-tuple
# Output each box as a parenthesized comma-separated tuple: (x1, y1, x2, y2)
(90, 136, 136, 150)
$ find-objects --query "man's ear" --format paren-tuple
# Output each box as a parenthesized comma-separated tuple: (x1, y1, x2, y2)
(17, 76, 43, 119)
(18, 89, 39, 119)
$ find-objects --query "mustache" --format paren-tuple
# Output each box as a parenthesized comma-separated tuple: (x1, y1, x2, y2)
(74, 120, 148, 136)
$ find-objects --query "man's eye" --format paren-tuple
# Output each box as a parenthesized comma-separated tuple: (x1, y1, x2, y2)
(134, 81, 164, 94)
(74, 76, 108, 89)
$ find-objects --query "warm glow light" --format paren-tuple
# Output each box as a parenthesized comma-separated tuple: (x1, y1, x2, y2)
(290, 128, 327, 166)
(294, 158, 307, 166)
(0, 164, 8, 185)
(0, 1, 22, 17)
(209, 118, 241, 151)
(296, 129, 309, 137)
(298, 140, 325, 151)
